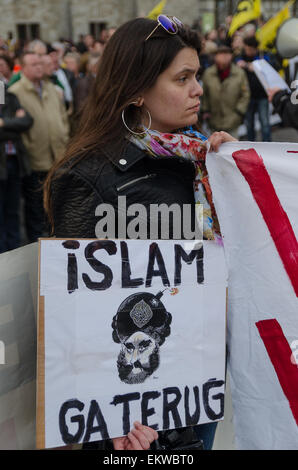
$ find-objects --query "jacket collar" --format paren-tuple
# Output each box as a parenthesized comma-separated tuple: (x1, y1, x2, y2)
(20, 75, 48, 97)
(105, 141, 146, 172)
(210, 63, 238, 77)
(20, 74, 39, 91)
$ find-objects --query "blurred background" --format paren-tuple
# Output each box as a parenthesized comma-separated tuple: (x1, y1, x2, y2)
(0, 0, 297, 43)
(0, 0, 297, 252)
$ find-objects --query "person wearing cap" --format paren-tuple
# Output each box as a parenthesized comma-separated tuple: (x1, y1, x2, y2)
(201, 46, 250, 138)
(112, 291, 172, 384)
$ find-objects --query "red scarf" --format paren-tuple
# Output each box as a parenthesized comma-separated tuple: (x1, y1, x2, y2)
(218, 66, 231, 82)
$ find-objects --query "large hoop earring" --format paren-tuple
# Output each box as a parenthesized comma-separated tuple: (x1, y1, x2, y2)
(121, 102, 152, 136)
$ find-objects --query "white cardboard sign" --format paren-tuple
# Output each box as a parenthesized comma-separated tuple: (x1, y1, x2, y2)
(38, 239, 227, 448)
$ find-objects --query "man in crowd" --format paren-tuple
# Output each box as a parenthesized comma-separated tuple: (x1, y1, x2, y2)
(48, 44, 75, 112)
(235, 36, 273, 141)
(201, 46, 250, 138)
(73, 53, 101, 116)
(9, 52, 69, 242)
(41, 54, 64, 100)
(78, 34, 95, 75)
(27, 39, 47, 56)
(0, 85, 33, 253)
(8, 39, 47, 87)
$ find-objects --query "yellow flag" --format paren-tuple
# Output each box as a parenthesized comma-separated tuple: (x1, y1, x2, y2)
(229, 0, 261, 36)
(147, 0, 167, 20)
(256, 0, 295, 50)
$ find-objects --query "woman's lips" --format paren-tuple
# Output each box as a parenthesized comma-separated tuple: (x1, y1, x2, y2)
(189, 104, 200, 112)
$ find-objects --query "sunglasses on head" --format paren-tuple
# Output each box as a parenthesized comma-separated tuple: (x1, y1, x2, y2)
(145, 15, 183, 41)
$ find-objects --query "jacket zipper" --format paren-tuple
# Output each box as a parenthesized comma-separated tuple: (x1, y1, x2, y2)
(116, 174, 156, 192)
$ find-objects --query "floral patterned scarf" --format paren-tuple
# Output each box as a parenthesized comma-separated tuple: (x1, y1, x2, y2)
(129, 126, 221, 241)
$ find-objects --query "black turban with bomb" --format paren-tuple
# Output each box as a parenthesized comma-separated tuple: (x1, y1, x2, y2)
(111, 291, 172, 346)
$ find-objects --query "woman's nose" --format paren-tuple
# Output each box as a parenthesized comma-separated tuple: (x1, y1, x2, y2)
(196, 81, 204, 97)
(191, 78, 203, 97)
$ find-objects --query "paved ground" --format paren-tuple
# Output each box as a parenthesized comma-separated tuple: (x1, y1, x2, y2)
(271, 125, 298, 142)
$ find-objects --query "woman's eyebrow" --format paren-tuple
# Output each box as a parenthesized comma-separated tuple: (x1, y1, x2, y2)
(175, 67, 199, 76)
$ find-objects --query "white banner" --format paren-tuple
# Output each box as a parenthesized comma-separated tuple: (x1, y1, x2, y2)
(39, 239, 227, 448)
(207, 141, 298, 450)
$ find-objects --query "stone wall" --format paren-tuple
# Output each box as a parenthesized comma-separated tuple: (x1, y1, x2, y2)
(0, 0, 295, 43)
(70, 0, 135, 40)
(0, 0, 69, 42)
(136, 0, 200, 26)
(70, 0, 201, 41)
(0, 0, 202, 42)
(0, 0, 16, 37)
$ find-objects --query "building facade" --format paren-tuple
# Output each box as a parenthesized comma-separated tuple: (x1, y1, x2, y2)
(0, 0, 296, 43)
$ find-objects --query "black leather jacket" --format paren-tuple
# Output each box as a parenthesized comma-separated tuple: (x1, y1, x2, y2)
(0, 89, 33, 180)
(272, 89, 298, 131)
(50, 141, 202, 449)
(51, 141, 197, 239)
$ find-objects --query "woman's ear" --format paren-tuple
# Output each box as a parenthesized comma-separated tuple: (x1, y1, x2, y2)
(135, 97, 144, 107)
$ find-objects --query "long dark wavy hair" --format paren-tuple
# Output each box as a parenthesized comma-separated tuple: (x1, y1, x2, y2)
(44, 17, 201, 227)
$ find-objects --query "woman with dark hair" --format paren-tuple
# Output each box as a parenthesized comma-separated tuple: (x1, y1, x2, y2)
(44, 16, 236, 450)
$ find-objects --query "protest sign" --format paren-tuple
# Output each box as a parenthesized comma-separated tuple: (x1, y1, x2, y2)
(207, 141, 298, 449)
(0, 243, 38, 450)
(37, 239, 227, 449)
(252, 59, 290, 93)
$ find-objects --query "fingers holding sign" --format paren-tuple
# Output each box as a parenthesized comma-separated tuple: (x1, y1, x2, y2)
(208, 131, 237, 153)
(112, 422, 158, 450)
(267, 87, 282, 103)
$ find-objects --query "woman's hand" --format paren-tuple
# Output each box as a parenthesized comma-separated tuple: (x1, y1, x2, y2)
(267, 87, 282, 103)
(208, 131, 237, 153)
(112, 421, 158, 450)
(15, 108, 26, 118)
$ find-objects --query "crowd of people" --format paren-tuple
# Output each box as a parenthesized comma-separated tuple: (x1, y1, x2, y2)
(0, 12, 297, 451)
(0, 32, 105, 253)
(0, 17, 297, 256)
